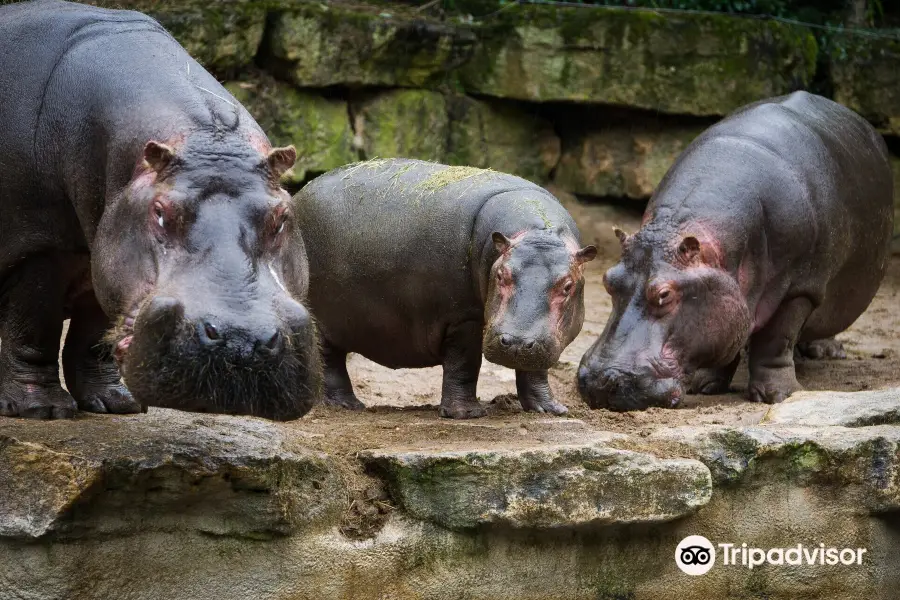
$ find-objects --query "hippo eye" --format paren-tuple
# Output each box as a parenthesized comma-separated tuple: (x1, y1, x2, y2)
(658, 289, 671, 304)
(562, 280, 574, 295)
(496, 271, 503, 283)
(152, 203, 166, 229)
(277, 220, 285, 234)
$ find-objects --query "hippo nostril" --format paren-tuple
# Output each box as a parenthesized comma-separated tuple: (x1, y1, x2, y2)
(198, 321, 225, 347)
(599, 369, 620, 391)
(204, 322, 220, 341)
(499, 334, 513, 347)
(524, 340, 535, 349)
(264, 331, 281, 350)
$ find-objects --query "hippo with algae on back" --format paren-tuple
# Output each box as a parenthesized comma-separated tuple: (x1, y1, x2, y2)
(0, 0, 320, 420)
(295, 159, 597, 419)
(578, 91, 893, 411)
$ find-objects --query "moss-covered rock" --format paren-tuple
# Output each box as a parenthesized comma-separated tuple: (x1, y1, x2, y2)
(555, 118, 705, 199)
(0, 409, 344, 540)
(460, 5, 817, 116)
(362, 442, 712, 530)
(446, 96, 560, 183)
(351, 89, 450, 161)
(225, 76, 356, 183)
(830, 34, 900, 134)
(262, 3, 476, 89)
(88, 1, 267, 71)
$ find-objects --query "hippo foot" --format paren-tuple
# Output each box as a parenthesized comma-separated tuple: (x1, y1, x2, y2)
(796, 338, 846, 360)
(0, 381, 77, 419)
(687, 369, 732, 395)
(323, 390, 366, 411)
(519, 395, 569, 416)
(77, 382, 143, 414)
(747, 377, 802, 405)
(439, 398, 487, 419)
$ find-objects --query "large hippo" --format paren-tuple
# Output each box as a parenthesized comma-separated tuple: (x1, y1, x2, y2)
(295, 159, 596, 418)
(0, 1, 320, 420)
(577, 91, 893, 411)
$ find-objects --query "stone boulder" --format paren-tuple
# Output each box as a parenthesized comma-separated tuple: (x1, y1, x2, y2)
(362, 441, 712, 530)
(459, 5, 818, 116)
(225, 75, 356, 184)
(0, 409, 344, 540)
(554, 114, 705, 199)
(351, 89, 450, 162)
(762, 387, 900, 427)
(87, 0, 267, 71)
(351, 90, 561, 182)
(446, 95, 560, 183)
(830, 34, 900, 135)
(262, 3, 476, 89)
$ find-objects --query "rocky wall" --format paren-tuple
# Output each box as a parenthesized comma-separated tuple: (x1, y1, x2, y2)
(76, 0, 899, 226)
(4, 391, 900, 599)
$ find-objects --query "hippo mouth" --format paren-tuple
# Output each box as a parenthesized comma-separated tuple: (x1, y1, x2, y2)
(104, 307, 141, 374)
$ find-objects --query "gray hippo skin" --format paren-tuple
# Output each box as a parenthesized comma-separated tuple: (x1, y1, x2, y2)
(578, 91, 893, 411)
(295, 159, 596, 419)
(0, 1, 320, 420)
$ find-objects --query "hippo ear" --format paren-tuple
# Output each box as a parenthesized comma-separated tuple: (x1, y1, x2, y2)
(613, 226, 629, 245)
(679, 236, 720, 267)
(679, 236, 701, 261)
(575, 245, 598, 265)
(492, 232, 511, 253)
(267, 145, 297, 181)
(143, 141, 175, 172)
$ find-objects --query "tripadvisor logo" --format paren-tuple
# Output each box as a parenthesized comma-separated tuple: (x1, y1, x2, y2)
(675, 536, 868, 575)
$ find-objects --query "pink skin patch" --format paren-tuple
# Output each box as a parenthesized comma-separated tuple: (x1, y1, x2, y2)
(247, 131, 272, 155)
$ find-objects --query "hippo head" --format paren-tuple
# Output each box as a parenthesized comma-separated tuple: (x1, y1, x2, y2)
(93, 135, 321, 420)
(482, 229, 597, 370)
(577, 226, 750, 411)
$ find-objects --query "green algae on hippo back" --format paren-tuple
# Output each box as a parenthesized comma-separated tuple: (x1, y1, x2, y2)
(294, 159, 596, 420)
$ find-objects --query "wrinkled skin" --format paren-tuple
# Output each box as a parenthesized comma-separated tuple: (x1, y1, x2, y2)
(578, 92, 893, 411)
(296, 159, 596, 419)
(0, 1, 320, 420)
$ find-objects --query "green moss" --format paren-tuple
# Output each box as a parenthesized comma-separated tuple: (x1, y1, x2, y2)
(263, 3, 476, 88)
(460, 4, 818, 116)
(828, 33, 900, 134)
(353, 90, 449, 162)
(224, 76, 355, 183)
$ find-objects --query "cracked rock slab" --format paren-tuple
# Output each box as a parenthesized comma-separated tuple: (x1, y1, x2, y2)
(0, 409, 344, 540)
(762, 388, 900, 427)
(362, 442, 712, 530)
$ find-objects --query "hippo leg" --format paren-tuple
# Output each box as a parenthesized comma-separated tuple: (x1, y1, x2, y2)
(747, 297, 811, 404)
(321, 340, 365, 410)
(439, 321, 486, 419)
(62, 294, 141, 414)
(0, 257, 77, 419)
(796, 337, 847, 360)
(515, 370, 568, 415)
(687, 354, 741, 395)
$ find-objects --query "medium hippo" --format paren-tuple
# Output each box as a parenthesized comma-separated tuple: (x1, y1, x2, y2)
(295, 159, 596, 418)
(578, 91, 893, 411)
(0, 1, 320, 420)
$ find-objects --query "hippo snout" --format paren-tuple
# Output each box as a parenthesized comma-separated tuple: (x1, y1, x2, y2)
(578, 364, 683, 411)
(120, 292, 321, 420)
(483, 330, 557, 370)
